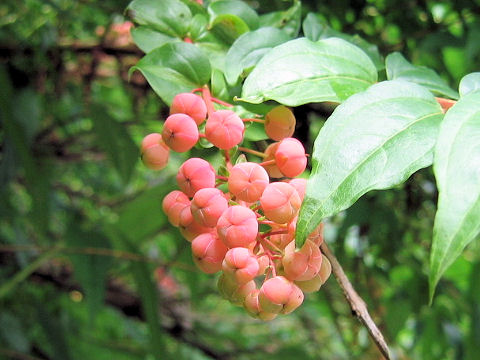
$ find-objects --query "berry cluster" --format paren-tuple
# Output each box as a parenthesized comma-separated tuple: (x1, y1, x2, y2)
(141, 87, 331, 320)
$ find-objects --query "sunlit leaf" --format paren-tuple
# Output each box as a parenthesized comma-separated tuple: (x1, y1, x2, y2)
(127, 0, 192, 37)
(240, 37, 377, 106)
(296, 80, 443, 247)
(130, 42, 211, 105)
(429, 90, 480, 300)
(386, 52, 459, 99)
(224, 27, 290, 85)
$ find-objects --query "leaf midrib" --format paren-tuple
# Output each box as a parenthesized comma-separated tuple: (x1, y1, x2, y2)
(303, 109, 442, 238)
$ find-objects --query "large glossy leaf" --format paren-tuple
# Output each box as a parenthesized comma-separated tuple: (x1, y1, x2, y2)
(296, 80, 444, 247)
(386, 52, 459, 99)
(130, 26, 176, 53)
(127, 0, 191, 38)
(302, 12, 383, 70)
(130, 42, 211, 105)
(239, 37, 378, 106)
(429, 90, 480, 300)
(224, 27, 290, 85)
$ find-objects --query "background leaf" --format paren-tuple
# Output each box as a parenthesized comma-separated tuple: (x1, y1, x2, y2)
(127, 0, 192, 38)
(91, 104, 138, 184)
(259, 0, 301, 38)
(296, 80, 443, 246)
(240, 37, 378, 106)
(224, 27, 290, 85)
(429, 90, 480, 299)
(302, 12, 383, 70)
(67, 221, 112, 325)
(386, 52, 459, 99)
(131, 42, 212, 105)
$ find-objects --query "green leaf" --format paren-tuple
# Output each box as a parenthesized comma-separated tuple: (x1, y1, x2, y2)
(91, 104, 138, 184)
(259, 0, 301, 38)
(107, 229, 166, 359)
(459, 72, 480, 97)
(429, 91, 480, 301)
(67, 218, 112, 326)
(180, 0, 207, 16)
(127, 0, 192, 38)
(131, 42, 211, 105)
(244, 121, 268, 141)
(131, 26, 176, 53)
(386, 52, 459, 99)
(208, 0, 259, 31)
(0, 312, 30, 353)
(239, 37, 378, 106)
(302, 12, 383, 70)
(224, 27, 290, 85)
(116, 184, 170, 241)
(296, 80, 443, 247)
(209, 14, 250, 45)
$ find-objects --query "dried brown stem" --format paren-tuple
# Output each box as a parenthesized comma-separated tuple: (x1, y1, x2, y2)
(320, 242, 391, 360)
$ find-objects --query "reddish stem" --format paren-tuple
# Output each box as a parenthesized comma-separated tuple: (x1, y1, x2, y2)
(216, 175, 228, 181)
(198, 133, 206, 138)
(191, 88, 203, 93)
(259, 159, 275, 167)
(261, 230, 288, 238)
(238, 146, 267, 159)
(211, 97, 233, 107)
(201, 85, 215, 117)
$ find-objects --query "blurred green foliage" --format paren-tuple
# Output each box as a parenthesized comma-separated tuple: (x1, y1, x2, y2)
(1, 1, 479, 359)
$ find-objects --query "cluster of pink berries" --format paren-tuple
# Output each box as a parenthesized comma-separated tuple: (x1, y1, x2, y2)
(141, 87, 331, 320)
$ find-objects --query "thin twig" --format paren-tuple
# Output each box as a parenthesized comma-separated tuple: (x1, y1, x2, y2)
(320, 242, 391, 360)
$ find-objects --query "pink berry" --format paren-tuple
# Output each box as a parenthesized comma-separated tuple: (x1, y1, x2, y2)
(162, 190, 192, 227)
(162, 113, 199, 152)
(205, 110, 244, 150)
(294, 273, 323, 293)
(191, 232, 228, 274)
(264, 105, 296, 141)
(258, 276, 304, 314)
(141, 133, 170, 170)
(244, 289, 278, 321)
(217, 274, 256, 306)
(307, 222, 324, 246)
(222, 247, 260, 284)
(176, 158, 216, 197)
(269, 219, 295, 250)
(282, 240, 322, 281)
(288, 178, 307, 201)
(260, 182, 301, 224)
(228, 162, 269, 203)
(216, 206, 258, 248)
(191, 188, 228, 227)
(180, 219, 213, 242)
(262, 142, 283, 178)
(318, 254, 331, 285)
(275, 138, 307, 177)
(170, 93, 207, 125)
